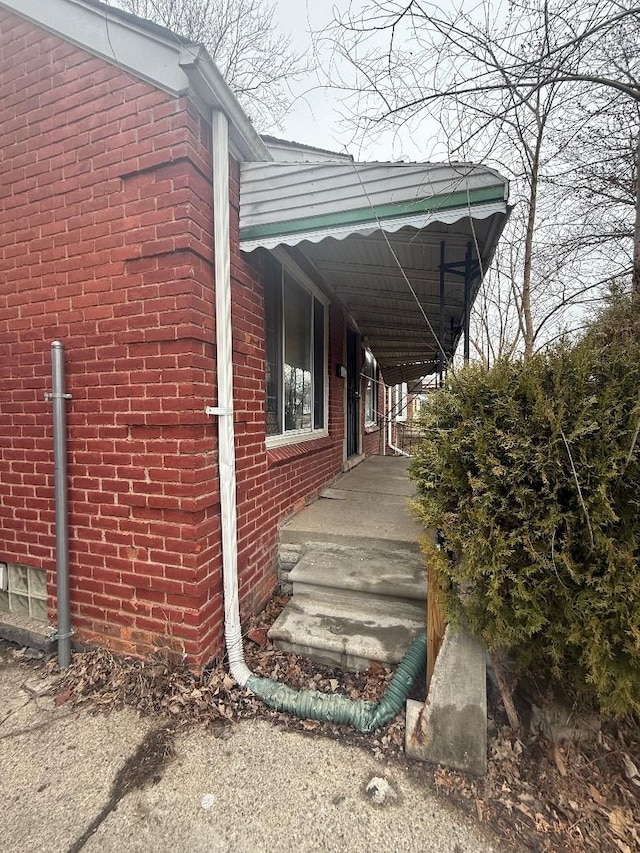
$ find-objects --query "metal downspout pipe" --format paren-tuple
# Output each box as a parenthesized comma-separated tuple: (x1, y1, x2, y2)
(46, 341, 73, 669)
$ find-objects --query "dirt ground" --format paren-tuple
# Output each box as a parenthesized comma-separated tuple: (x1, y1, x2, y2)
(23, 595, 640, 852)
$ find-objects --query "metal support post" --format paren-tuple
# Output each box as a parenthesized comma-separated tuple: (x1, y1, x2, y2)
(438, 241, 446, 385)
(463, 242, 472, 363)
(45, 341, 73, 669)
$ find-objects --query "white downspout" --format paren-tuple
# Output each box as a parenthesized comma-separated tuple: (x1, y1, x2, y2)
(207, 109, 251, 687)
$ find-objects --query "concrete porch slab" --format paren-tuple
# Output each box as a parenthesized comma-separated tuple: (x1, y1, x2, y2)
(281, 457, 424, 550)
(274, 455, 429, 669)
(327, 455, 416, 497)
(320, 488, 408, 505)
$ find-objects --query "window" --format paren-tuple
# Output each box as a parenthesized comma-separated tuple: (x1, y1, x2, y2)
(264, 260, 327, 442)
(0, 563, 47, 622)
(364, 349, 377, 426)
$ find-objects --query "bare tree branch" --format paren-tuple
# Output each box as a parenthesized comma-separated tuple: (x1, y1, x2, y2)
(113, 0, 311, 129)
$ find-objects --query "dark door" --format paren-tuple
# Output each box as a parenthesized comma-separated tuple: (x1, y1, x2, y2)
(346, 328, 359, 458)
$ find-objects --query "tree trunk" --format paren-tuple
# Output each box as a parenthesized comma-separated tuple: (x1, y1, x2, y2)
(633, 125, 640, 298)
(521, 134, 543, 358)
(490, 651, 521, 732)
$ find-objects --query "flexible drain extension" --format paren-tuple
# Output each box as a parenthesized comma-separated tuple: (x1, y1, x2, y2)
(245, 631, 426, 733)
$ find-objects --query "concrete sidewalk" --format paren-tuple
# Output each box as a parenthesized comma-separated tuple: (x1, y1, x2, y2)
(281, 456, 425, 550)
(0, 643, 506, 853)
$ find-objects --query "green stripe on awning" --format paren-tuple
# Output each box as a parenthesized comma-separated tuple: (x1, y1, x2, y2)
(239, 185, 505, 242)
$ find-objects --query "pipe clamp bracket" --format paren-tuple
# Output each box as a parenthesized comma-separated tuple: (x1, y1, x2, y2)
(205, 405, 233, 416)
(51, 628, 75, 641)
(44, 392, 72, 401)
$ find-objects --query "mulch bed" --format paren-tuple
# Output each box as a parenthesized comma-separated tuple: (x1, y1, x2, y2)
(32, 594, 640, 852)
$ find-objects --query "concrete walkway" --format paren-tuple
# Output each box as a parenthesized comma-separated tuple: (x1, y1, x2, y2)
(0, 643, 505, 853)
(270, 456, 430, 669)
(281, 456, 425, 550)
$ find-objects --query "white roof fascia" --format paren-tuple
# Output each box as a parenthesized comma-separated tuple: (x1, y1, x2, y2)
(0, 0, 270, 162)
(240, 200, 508, 252)
(263, 138, 353, 164)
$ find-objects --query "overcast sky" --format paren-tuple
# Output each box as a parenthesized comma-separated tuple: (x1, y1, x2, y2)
(271, 0, 433, 162)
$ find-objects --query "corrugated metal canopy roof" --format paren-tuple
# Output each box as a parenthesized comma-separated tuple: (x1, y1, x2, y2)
(239, 161, 509, 384)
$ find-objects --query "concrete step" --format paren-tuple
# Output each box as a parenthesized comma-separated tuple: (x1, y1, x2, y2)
(289, 543, 426, 603)
(319, 487, 407, 505)
(268, 590, 426, 671)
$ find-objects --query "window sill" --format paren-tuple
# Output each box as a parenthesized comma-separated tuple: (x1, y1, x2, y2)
(365, 423, 379, 433)
(267, 434, 334, 467)
(266, 429, 328, 450)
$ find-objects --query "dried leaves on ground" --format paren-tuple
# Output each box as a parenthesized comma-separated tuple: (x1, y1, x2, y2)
(38, 595, 640, 853)
(47, 596, 409, 756)
(424, 720, 640, 853)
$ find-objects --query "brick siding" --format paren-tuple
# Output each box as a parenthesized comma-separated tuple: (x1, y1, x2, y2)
(0, 9, 352, 668)
(0, 10, 222, 666)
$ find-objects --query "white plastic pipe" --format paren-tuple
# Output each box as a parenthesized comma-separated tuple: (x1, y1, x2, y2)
(210, 109, 251, 686)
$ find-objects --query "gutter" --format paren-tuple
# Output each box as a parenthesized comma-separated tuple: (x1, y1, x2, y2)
(179, 46, 270, 163)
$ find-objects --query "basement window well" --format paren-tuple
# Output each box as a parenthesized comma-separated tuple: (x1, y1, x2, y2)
(0, 563, 47, 622)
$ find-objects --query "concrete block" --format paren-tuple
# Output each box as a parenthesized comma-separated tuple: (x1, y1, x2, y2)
(0, 611, 56, 654)
(405, 626, 487, 776)
(278, 545, 303, 567)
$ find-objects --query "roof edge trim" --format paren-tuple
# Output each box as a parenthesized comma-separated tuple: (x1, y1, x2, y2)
(178, 47, 269, 161)
(240, 185, 504, 243)
(240, 196, 507, 252)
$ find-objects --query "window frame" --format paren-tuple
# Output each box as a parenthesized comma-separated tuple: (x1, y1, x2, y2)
(394, 382, 408, 422)
(264, 256, 330, 449)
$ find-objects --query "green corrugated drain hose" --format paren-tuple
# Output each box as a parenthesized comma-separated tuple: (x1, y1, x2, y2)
(245, 630, 426, 733)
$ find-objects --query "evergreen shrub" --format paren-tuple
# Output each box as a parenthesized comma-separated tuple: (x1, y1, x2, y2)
(409, 297, 640, 716)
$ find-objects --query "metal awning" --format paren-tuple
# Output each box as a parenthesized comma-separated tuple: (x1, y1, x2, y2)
(239, 160, 509, 384)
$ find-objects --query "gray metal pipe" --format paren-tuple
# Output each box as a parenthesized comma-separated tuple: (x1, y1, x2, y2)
(463, 242, 472, 363)
(49, 341, 72, 668)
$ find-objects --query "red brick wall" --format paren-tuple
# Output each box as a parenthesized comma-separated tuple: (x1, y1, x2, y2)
(0, 9, 352, 669)
(0, 10, 223, 666)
